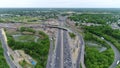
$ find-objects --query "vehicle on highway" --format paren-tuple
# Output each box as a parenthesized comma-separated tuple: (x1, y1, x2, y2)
(117, 60, 120, 65)
(7, 51, 10, 56)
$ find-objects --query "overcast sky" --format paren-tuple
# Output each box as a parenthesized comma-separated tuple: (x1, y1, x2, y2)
(0, 0, 120, 8)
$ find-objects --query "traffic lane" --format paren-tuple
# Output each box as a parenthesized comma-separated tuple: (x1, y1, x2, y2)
(4, 52, 17, 68)
(63, 30, 73, 68)
(79, 35, 83, 45)
(0, 36, 16, 68)
(46, 36, 54, 68)
(54, 29, 62, 68)
(76, 45, 82, 68)
(105, 40, 120, 68)
(76, 34, 84, 68)
(0, 33, 8, 52)
(1, 38, 8, 51)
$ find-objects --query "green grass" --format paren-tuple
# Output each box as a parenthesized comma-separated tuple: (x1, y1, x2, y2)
(0, 16, 42, 23)
(116, 64, 120, 68)
(0, 42, 9, 68)
(69, 32, 76, 38)
(20, 27, 36, 34)
(10, 55, 14, 60)
(14, 35, 36, 42)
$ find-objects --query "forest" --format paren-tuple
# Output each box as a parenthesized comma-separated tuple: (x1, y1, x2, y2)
(83, 25, 120, 51)
(7, 30, 50, 68)
(84, 32, 114, 68)
(69, 14, 118, 24)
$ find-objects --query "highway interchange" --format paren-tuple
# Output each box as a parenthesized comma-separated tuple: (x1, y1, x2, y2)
(0, 16, 81, 68)
(0, 16, 120, 68)
(46, 16, 120, 68)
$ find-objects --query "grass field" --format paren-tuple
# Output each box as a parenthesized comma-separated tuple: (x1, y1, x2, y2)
(13, 35, 37, 42)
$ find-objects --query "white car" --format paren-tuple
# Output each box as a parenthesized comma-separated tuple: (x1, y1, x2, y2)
(101, 37, 104, 40)
(7, 51, 10, 56)
(117, 60, 120, 64)
(50, 38, 52, 40)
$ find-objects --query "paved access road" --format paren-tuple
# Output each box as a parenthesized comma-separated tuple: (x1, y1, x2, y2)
(46, 36, 54, 68)
(76, 34, 85, 68)
(105, 40, 120, 68)
(0, 29, 17, 68)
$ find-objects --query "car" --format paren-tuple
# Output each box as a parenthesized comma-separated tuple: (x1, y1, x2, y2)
(101, 37, 104, 40)
(117, 60, 120, 64)
(50, 38, 52, 40)
(7, 51, 10, 56)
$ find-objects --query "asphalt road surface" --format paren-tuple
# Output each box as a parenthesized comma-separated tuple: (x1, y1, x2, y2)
(105, 40, 120, 68)
(48, 16, 83, 68)
(76, 34, 85, 68)
(46, 36, 54, 68)
(63, 30, 73, 68)
(0, 29, 17, 68)
(54, 29, 63, 68)
(64, 18, 86, 68)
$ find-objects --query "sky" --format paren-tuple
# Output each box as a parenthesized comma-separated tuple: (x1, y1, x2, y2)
(0, 0, 120, 8)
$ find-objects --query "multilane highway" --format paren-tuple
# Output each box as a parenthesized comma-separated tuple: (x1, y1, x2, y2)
(47, 16, 85, 68)
(53, 16, 73, 68)
(65, 19, 85, 68)
(54, 29, 63, 68)
(63, 30, 73, 68)
(46, 36, 54, 68)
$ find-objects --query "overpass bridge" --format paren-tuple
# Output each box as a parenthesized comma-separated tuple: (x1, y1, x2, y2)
(45, 25, 71, 32)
